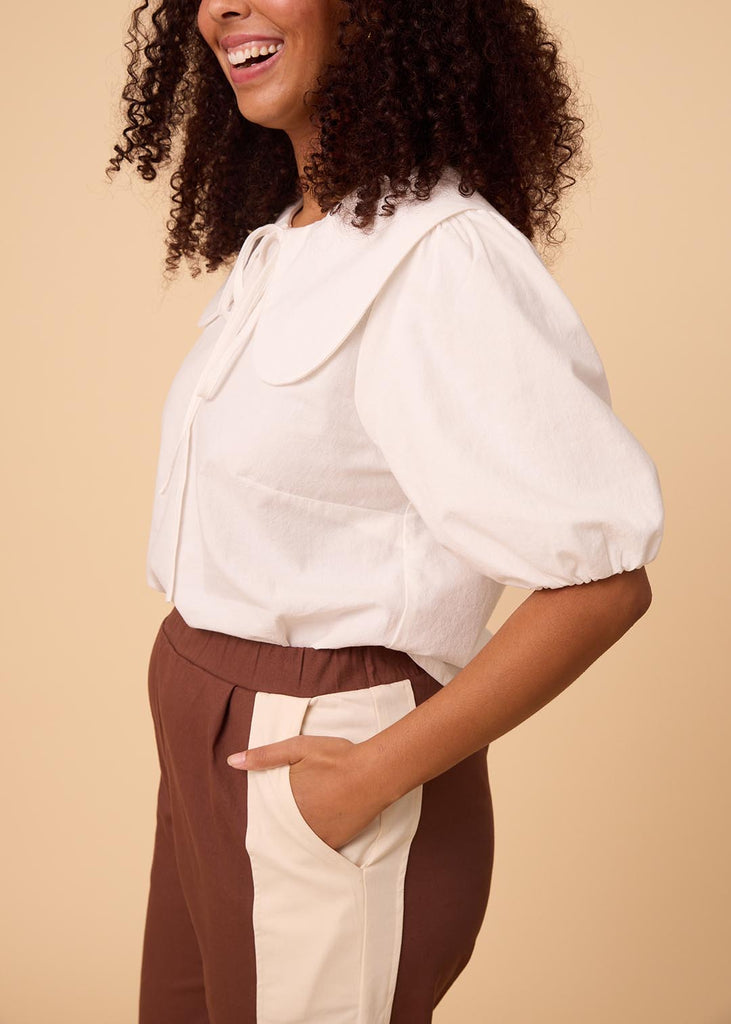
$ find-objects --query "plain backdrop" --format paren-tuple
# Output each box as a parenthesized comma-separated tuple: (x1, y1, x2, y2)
(1, 0, 729, 1021)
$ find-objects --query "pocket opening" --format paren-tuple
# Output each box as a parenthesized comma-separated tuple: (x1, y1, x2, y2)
(251, 680, 420, 876)
(276, 760, 366, 876)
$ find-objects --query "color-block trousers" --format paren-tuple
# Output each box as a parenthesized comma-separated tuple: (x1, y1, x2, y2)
(139, 606, 495, 1024)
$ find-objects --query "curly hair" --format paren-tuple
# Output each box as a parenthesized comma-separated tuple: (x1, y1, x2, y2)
(106, 0, 591, 280)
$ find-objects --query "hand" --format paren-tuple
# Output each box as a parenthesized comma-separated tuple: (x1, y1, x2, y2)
(227, 735, 386, 852)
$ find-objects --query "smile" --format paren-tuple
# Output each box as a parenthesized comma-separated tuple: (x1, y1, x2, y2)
(226, 42, 284, 69)
(225, 41, 285, 84)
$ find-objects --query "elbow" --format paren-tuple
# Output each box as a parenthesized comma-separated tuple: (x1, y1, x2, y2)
(621, 565, 654, 622)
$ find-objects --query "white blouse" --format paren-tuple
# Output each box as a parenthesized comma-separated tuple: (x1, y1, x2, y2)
(145, 167, 665, 687)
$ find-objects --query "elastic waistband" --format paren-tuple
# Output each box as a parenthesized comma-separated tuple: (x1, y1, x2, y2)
(158, 606, 434, 699)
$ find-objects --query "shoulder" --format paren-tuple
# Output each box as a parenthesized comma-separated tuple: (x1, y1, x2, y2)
(383, 176, 554, 291)
(349, 170, 567, 336)
(371, 170, 534, 273)
(370, 187, 581, 345)
(357, 177, 607, 402)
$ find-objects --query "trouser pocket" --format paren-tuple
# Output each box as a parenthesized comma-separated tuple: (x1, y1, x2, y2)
(289, 681, 407, 869)
(244, 677, 423, 1024)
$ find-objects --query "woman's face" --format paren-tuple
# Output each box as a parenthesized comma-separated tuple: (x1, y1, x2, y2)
(198, 0, 346, 139)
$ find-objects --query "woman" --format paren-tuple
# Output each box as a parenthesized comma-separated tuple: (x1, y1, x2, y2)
(107, 0, 665, 1021)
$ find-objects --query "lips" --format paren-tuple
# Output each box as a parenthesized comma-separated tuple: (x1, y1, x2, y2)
(220, 32, 284, 51)
(226, 40, 285, 83)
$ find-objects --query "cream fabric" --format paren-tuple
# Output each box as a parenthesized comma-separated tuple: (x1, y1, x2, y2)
(145, 167, 665, 686)
(245, 680, 421, 1023)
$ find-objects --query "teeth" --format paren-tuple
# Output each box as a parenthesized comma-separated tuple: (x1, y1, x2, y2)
(226, 42, 283, 66)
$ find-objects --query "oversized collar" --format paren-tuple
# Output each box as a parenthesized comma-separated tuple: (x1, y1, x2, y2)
(196, 166, 494, 387)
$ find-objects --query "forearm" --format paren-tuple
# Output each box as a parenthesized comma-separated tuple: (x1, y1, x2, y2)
(355, 567, 653, 808)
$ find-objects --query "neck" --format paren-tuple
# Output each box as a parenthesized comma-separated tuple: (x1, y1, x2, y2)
(288, 130, 330, 228)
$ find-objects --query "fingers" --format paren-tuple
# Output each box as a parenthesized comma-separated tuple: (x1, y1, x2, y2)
(227, 735, 305, 770)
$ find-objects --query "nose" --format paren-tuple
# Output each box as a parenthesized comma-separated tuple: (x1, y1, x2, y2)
(204, 0, 252, 24)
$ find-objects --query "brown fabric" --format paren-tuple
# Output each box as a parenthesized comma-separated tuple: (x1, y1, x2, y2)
(139, 605, 495, 1023)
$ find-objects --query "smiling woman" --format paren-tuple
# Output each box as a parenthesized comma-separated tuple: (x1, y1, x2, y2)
(106, 0, 664, 1022)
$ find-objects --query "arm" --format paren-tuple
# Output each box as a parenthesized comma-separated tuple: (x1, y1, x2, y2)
(353, 567, 653, 807)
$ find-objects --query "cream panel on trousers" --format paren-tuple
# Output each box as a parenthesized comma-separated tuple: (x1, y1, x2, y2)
(245, 680, 423, 1024)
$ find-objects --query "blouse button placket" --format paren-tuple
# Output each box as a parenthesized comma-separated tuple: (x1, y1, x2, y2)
(157, 222, 284, 603)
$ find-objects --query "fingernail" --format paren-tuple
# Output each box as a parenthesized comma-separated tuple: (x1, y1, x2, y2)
(227, 752, 247, 767)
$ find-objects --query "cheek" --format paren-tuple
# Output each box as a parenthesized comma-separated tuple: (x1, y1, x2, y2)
(196, 4, 215, 48)
(264, 0, 323, 35)
(264, 0, 299, 18)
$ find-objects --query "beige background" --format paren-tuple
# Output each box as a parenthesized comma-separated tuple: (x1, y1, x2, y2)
(1, 0, 729, 1020)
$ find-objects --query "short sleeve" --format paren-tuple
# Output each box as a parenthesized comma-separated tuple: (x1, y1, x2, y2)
(353, 207, 665, 590)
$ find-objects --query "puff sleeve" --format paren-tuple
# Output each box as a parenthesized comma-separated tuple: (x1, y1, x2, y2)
(353, 207, 665, 590)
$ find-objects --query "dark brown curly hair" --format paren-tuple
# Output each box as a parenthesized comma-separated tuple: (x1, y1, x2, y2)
(106, 0, 591, 280)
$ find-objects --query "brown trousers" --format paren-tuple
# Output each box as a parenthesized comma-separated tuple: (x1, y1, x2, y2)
(139, 606, 494, 1023)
